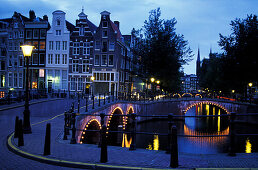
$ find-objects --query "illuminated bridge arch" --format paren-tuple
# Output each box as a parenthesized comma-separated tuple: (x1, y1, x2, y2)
(184, 101, 230, 114)
(80, 119, 101, 144)
(172, 93, 181, 98)
(107, 107, 124, 146)
(182, 93, 193, 97)
(195, 94, 202, 98)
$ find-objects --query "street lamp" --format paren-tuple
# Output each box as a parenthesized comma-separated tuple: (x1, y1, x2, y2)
(21, 45, 34, 134)
(90, 76, 95, 96)
(150, 77, 155, 83)
(248, 83, 253, 87)
(248, 82, 253, 104)
(156, 80, 160, 84)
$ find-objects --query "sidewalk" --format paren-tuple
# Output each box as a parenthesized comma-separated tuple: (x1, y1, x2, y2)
(7, 111, 258, 170)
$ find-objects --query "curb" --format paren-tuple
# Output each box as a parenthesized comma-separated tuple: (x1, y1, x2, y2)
(7, 133, 182, 170)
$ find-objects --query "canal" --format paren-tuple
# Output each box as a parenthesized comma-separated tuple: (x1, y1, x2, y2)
(122, 104, 258, 154)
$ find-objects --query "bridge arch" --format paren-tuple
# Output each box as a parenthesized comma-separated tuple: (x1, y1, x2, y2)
(80, 119, 101, 144)
(173, 93, 181, 98)
(182, 93, 193, 97)
(184, 101, 230, 114)
(107, 107, 124, 146)
(195, 94, 202, 98)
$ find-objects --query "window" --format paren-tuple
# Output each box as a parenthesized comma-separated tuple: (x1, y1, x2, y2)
(26, 30, 32, 39)
(54, 70, 60, 89)
(82, 60, 89, 73)
(62, 54, 67, 64)
(111, 73, 114, 81)
(9, 42, 12, 51)
(19, 55, 23, 67)
(72, 60, 79, 72)
(62, 41, 67, 50)
(102, 30, 108, 37)
(78, 78, 83, 91)
(56, 41, 60, 50)
(73, 42, 80, 55)
(19, 72, 22, 88)
(9, 56, 12, 67)
(49, 41, 53, 50)
(39, 54, 44, 65)
(19, 31, 24, 38)
(70, 77, 76, 91)
(33, 41, 38, 50)
(40, 29, 46, 38)
(14, 42, 18, 51)
(33, 29, 39, 39)
(108, 55, 114, 66)
(94, 55, 100, 65)
(1, 61, 5, 70)
(83, 42, 90, 55)
(39, 41, 45, 50)
(109, 41, 115, 51)
(79, 26, 84, 36)
(102, 21, 108, 28)
(14, 58, 17, 67)
(102, 41, 107, 52)
(8, 73, 12, 87)
(32, 53, 38, 65)
(48, 54, 53, 64)
(14, 32, 18, 39)
(9, 32, 12, 39)
(55, 54, 60, 64)
(62, 70, 67, 90)
(14, 73, 17, 87)
(57, 19, 61, 26)
(56, 30, 61, 36)
(101, 55, 107, 66)
(0, 75, 5, 88)
(95, 41, 100, 50)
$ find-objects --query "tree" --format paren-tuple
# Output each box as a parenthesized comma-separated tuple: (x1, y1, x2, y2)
(132, 8, 192, 92)
(218, 14, 258, 94)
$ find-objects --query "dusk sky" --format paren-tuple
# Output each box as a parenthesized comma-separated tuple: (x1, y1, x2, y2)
(1, 0, 257, 74)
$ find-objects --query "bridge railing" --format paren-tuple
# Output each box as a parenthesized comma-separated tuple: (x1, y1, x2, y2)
(62, 105, 258, 168)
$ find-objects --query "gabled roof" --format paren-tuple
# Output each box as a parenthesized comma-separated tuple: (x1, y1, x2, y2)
(110, 21, 122, 41)
(86, 18, 97, 32)
(66, 20, 75, 32)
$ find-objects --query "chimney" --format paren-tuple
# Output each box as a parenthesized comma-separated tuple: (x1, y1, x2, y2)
(43, 15, 48, 21)
(114, 21, 119, 29)
(29, 10, 36, 20)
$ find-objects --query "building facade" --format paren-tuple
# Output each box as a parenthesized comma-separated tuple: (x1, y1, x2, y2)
(68, 10, 96, 95)
(46, 10, 71, 93)
(0, 21, 8, 97)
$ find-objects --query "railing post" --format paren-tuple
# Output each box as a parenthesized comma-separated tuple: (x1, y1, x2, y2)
(70, 112, 77, 144)
(18, 119, 24, 147)
(166, 113, 174, 153)
(44, 123, 51, 155)
(228, 112, 236, 156)
(108, 92, 110, 103)
(77, 93, 80, 114)
(92, 95, 95, 109)
(100, 125, 108, 163)
(170, 125, 178, 168)
(104, 93, 106, 105)
(129, 113, 136, 150)
(85, 96, 88, 112)
(14, 116, 19, 138)
(99, 94, 101, 107)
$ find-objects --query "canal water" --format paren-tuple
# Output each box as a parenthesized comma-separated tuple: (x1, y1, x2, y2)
(122, 104, 257, 154)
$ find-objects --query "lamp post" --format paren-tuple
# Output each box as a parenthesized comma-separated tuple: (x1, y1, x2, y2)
(21, 45, 34, 134)
(150, 77, 155, 100)
(248, 82, 253, 104)
(91, 76, 95, 109)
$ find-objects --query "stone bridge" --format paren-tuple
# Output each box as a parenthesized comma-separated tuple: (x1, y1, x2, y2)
(75, 98, 256, 143)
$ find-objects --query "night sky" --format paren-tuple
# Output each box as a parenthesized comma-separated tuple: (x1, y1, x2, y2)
(1, 0, 257, 74)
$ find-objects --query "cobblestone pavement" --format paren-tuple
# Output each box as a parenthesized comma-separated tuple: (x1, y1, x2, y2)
(1, 98, 258, 169)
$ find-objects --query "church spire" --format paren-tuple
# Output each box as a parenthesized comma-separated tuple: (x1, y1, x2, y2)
(196, 47, 201, 77)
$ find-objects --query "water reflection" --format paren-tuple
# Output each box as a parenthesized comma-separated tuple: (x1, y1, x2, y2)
(245, 138, 252, 153)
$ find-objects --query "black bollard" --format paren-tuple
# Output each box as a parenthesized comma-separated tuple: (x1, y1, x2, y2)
(166, 113, 174, 154)
(129, 113, 136, 150)
(92, 95, 95, 109)
(18, 119, 24, 147)
(170, 125, 178, 168)
(228, 112, 236, 156)
(14, 116, 19, 138)
(70, 112, 77, 144)
(63, 112, 68, 140)
(98, 113, 105, 148)
(100, 125, 108, 163)
(44, 123, 51, 155)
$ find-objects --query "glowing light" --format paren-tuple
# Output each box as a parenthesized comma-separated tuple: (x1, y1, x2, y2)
(91, 76, 95, 81)
(248, 83, 253, 87)
(153, 135, 159, 150)
(122, 133, 132, 148)
(156, 80, 160, 84)
(232, 90, 235, 93)
(245, 138, 252, 153)
(218, 109, 221, 132)
(206, 105, 209, 115)
(150, 77, 155, 83)
(21, 45, 34, 57)
(146, 144, 152, 150)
